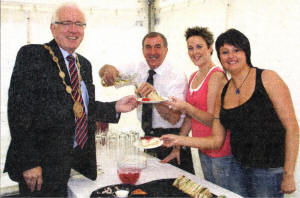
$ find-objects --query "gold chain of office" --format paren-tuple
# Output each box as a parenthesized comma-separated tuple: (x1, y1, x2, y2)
(44, 44, 84, 119)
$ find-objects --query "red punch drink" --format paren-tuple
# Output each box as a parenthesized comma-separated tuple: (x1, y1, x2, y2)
(117, 167, 141, 185)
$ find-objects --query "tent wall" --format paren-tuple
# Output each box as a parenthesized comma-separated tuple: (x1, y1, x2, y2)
(155, 0, 300, 118)
(155, 0, 300, 197)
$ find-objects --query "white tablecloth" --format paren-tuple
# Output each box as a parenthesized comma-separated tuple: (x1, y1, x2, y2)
(67, 155, 243, 198)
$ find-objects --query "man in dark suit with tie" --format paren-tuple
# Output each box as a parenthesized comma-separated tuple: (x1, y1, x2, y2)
(4, 3, 137, 197)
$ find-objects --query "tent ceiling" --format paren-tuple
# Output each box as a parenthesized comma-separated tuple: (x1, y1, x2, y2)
(1, 0, 144, 10)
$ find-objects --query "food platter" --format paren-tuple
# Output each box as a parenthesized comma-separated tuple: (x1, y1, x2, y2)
(134, 136, 163, 149)
(90, 178, 218, 197)
(90, 179, 188, 197)
(137, 97, 168, 104)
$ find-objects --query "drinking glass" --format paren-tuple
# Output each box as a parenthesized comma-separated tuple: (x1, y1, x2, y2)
(118, 132, 129, 155)
(128, 130, 140, 155)
(95, 132, 107, 175)
(107, 132, 118, 165)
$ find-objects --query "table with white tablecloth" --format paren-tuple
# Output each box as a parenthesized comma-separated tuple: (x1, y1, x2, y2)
(67, 154, 242, 198)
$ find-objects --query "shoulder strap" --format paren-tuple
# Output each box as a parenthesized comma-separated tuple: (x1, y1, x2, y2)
(254, 67, 269, 98)
(256, 66, 262, 81)
(221, 80, 230, 106)
(207, 66, 227, 80)
(188, 71, 198, 87)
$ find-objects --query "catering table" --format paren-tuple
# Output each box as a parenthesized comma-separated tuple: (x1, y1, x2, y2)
(67, 154, 242, 198)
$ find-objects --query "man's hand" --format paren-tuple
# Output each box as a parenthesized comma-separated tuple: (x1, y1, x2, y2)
(161, 147, 181, 165)
(22, 166, 43, 192)
(99, 64, 119, 86)
(115, 95, 138, 113)
(136, 82, 156, 97)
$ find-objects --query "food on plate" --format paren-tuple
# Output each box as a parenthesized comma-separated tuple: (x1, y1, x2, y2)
(140, 136, 161, 148)
(142, 97, 150, 101)
(147, 90, 164, 101)
(178, 176, 190, 191)
(172, 175, 184, 187)
(173, 175, 213, 198)
(131, 188, 147, 195)
(197, 188, 212, 198)
(115, 190, 129, 198)
(101, 187, 113, 194)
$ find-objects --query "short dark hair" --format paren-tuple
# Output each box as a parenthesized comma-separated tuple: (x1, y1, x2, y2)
(142, 32, 168, 48)
(185, 26, 214, 48)
(215, 28, 253, 67)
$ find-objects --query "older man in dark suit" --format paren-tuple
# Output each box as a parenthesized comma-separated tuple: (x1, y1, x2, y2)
(4, 3, 137, 197)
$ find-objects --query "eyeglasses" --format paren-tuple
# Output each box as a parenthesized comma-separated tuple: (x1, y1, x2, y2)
(54, 21, 86, 28)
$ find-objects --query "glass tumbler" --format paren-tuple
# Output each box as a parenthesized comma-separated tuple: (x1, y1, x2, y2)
(95, 132, 107, 175)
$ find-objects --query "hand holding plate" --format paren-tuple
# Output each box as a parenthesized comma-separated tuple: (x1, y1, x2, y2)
(165, 96, 187, 112)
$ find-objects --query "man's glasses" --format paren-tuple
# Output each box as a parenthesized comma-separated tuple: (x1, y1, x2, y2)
(54, 21, 86, 28)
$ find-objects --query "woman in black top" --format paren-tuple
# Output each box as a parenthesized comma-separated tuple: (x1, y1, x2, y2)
(161, 29, 299, 197)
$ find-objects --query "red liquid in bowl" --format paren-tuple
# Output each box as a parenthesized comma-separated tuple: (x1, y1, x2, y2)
(117, 167, 141, 185)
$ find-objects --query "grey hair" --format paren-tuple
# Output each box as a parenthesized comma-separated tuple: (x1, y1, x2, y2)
(51, 2, 86, 24)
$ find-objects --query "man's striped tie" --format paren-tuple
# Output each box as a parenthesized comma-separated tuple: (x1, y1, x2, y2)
(67, 55, 88, 149)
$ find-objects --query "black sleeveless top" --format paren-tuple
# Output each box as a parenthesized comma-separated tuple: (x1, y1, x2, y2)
(220, 68, 285, 168)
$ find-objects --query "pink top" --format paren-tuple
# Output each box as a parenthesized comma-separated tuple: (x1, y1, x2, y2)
(186, 66, 231, 157)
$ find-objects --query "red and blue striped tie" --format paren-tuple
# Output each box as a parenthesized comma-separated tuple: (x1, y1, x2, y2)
(67, 55, 88, 149)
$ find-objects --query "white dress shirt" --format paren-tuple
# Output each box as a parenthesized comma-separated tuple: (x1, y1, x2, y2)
(117, 60, 188, 129)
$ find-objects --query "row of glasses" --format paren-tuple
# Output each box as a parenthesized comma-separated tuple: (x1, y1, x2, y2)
(111, 130, 141, 162)
(95, 129, 142, 175)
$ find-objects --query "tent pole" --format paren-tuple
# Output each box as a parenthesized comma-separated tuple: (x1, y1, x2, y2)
(147, 0, 155, 33)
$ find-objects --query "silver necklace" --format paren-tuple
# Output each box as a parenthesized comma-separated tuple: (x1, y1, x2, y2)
(232, 68, 251, 94)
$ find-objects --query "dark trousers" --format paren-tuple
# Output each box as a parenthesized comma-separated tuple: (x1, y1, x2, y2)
(145, 128, 195, 174)
(18, 171, 69, 197)
(18, 147, 84, 197)
(146, 145, 195, 174)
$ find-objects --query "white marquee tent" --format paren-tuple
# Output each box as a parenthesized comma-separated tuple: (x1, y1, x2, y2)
(1, 0, 300, 197)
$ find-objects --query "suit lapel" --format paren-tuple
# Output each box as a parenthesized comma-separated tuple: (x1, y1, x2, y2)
(47, 40, 71, 86)
(76, 54, 87, 83)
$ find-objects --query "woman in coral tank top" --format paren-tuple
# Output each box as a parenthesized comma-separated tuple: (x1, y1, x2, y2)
(161, 27, 232, 190)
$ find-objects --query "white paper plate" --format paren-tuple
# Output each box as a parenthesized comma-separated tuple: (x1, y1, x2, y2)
(134, 137, 163, 149)
(137, 97, 168, 104)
